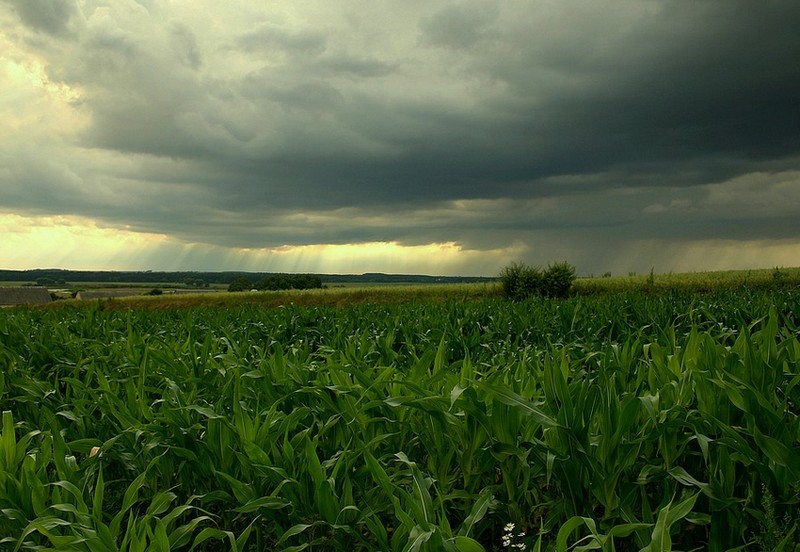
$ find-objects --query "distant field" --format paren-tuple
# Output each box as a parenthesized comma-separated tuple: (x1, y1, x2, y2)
(62, 282, 227, 291)
(575, 266, 800, 294)
(23, 266, 795, 309)
(5, 266, 800, 307)
(56, 282, 503, 309)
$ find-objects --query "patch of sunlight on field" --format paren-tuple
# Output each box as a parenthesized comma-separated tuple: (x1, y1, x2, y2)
(93, 281, 503, 310)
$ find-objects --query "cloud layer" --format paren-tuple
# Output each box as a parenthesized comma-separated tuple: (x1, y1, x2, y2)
(2, 0, 800, 274)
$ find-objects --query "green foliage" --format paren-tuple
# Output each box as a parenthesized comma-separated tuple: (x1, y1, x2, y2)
(255, 273, 322, 291)
(227, 276, 252, 292)
(576, 265, 800, 295)
(757, 485, 799, 551)
(500, 262, 543, 301)
(541, 261, 577, 298)
(1, 289, 799, 550)
(500, 261, 576, 300)
(229, 273, 324, 292)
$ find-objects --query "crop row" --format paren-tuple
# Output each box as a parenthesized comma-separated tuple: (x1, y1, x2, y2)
(1, 290, 799, 550)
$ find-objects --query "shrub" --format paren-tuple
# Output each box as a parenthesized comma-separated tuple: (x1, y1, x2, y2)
(500, 261, 576, 300)
(500, 262, 543, 301)
(773, 266, 787, 281)
(542, 261, 577, 298)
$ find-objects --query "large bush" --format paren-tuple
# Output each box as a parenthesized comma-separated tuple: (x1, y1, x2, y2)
(541, 261, 577, 298)
(500, 262, 543, 301)
(500, 261, 576, 300)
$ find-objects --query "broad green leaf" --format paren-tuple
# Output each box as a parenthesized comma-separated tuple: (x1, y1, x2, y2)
(452, 535, 485, 552)
(458, 489, 493, 537)
(277, 523, 312, 545)
(479, 382, 559, 428)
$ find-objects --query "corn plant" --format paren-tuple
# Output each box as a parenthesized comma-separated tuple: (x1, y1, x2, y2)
(0, 289, 798, 550)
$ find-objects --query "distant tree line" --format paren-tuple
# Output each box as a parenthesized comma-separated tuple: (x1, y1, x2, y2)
(0, 269, 496, 286)
(228, 274, 323, 292)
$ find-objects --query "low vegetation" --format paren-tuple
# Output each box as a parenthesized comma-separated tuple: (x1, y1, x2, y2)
(574, 266, 800, 295)
(500, 261, 577, 300)
(1, 283, 799, 550)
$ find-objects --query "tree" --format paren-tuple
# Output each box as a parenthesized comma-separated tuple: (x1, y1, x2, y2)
(255, 274, 323, 291)
(227, 277, 252, 292)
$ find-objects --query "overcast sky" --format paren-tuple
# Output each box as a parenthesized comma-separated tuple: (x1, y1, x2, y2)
(2, 0, 799, 276)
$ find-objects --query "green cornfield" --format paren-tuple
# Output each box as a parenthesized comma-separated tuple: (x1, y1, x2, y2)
(1, 289, 799, 551)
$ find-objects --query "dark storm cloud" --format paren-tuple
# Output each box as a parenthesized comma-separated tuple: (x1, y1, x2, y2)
(420, 2, 499, 49)
(5, 0, 77, 37)
(484, 1, 800, 174)
(200, 0, 800, 216)
(238, 24, 327, 57)
(170, 23, 202, 69)
(2, 0, 800, 274)
(316, 57, 396, 79)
